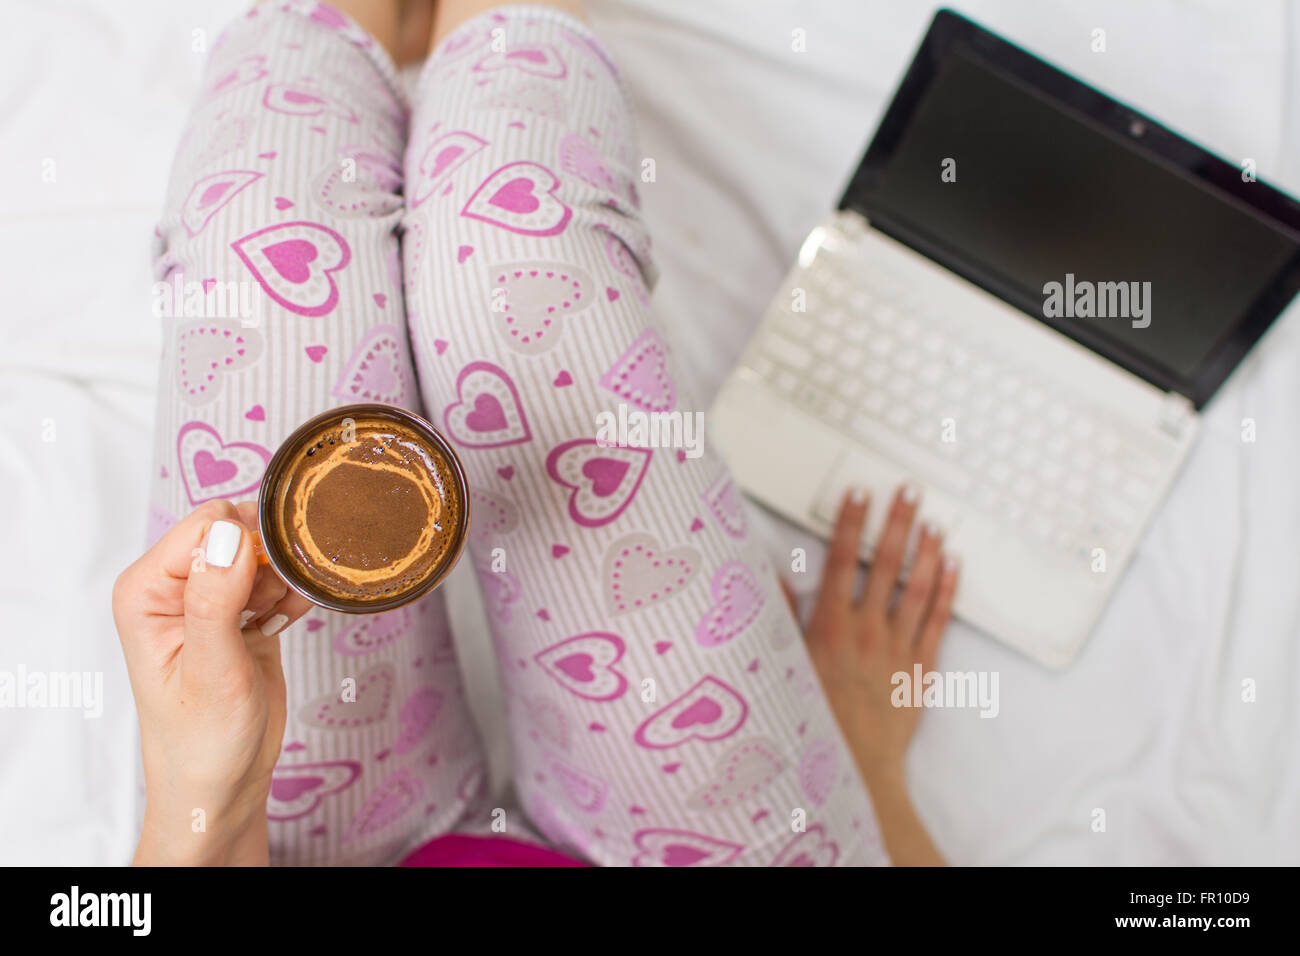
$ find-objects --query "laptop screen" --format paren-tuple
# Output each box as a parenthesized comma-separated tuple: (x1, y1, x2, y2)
(842, 10, 1300, 408)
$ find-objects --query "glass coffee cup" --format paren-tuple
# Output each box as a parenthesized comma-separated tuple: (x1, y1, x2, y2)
(257, 403, 470, 613)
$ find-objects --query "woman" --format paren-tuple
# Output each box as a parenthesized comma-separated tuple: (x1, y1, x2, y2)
(113, 0, 957, 866)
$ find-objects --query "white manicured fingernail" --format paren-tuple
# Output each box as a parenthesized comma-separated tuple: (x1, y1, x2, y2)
(239, 610, 256, 628)
(901, 482, 919, 505)
(848, 485, 868, 505)
(261, 613, 289, 636)
(943, 555, 960, 573)
(205, 520, 242, 568)
(923, 520, 941, 537)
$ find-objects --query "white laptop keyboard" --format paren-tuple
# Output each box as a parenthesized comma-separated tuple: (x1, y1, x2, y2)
(742, 237, 1177, 564)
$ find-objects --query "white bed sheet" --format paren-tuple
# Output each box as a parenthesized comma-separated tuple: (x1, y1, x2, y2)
(1, 0, 1296, 865)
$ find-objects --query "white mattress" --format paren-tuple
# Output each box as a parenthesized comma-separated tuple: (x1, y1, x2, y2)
(2, 0, 1297, 865)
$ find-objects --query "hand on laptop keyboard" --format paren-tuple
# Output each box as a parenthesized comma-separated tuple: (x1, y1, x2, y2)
(791, 483, 958, 865)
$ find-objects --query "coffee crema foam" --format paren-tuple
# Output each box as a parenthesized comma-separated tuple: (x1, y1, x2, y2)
(271, 417, 463, 604)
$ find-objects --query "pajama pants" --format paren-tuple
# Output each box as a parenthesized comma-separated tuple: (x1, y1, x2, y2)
(149, 0, 887, 866)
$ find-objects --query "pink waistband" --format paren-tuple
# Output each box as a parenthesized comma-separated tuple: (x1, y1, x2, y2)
(399, 833, 587, 867)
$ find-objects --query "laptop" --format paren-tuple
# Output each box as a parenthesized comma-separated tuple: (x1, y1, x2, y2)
(710, 9, 1300, 668)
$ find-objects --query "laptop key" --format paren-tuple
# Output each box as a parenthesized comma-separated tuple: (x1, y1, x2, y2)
(795, 383, 827, 411)
(863, 361, 888, 384)
(811, 362, 838, 387)
(836, 344, 865, 369)
(844, 320, 871, 342)
(861, 388, 888, 415)
(764, 334, 814, 371)
(836, 377, 865, 401)
(886, 372, 912, 397)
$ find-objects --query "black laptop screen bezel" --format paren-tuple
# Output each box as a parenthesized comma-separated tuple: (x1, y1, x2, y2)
(839, 8, 1300, 410)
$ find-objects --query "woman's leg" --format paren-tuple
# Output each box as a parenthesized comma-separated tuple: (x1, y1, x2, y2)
(402, 4, 888, 865)
(149, 0, 487, 865)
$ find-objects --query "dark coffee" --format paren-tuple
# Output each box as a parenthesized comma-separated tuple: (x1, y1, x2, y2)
(259, 405, 469, 612)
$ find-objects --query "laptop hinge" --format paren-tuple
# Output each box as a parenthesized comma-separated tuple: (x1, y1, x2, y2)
(1158, 391, 1196, 439)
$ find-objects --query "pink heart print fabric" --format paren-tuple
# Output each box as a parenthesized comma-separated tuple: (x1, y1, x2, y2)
(148, 0, 887, 866)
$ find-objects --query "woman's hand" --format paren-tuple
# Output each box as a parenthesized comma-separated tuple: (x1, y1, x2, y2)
(112, 500, 310, 866)
(792, 484, 959, 865)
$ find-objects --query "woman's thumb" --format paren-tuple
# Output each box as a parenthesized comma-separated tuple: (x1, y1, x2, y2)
(182, 514, 259, 690)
